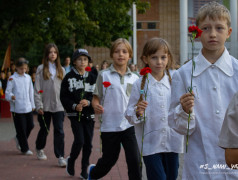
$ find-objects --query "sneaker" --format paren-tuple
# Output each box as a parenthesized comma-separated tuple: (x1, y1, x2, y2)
(66, 156, 75, 176)
(15, 137, 21, 151)
(58, 157, 67, 167)
(36, 149, 47, 160)
(87, 164, 95, 180)
(23, 150, 33, 155)
(80, 169, 88, 179)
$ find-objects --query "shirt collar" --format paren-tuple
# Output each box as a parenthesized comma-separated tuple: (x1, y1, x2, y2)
(72, 67, 89, 78)
(14, 72, 27, 77)
(193, 48, 233, 77)
(109, 64, 132, 76)
(148, 72, 170, 89)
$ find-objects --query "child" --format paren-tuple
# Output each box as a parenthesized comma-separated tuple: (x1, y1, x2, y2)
(219, 92, 238, 168)
(34, 43, 66, 167)
(60, 49, 98, 178)
(168, 2, 238, 179)
(5, 58, 35, 155)
(125, 38, 183, 180)
(88, 38, 141, 180)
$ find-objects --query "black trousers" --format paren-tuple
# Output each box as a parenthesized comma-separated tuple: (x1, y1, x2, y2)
(69, 116, 95, 171)
(91, 126, 142, 180)
(13, 112, 34, 153)
(35, 111, 65, 158)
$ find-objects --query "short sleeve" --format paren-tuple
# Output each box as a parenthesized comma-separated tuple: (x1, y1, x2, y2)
(219, 92, 238, 148)
(93, 71, 103, 98)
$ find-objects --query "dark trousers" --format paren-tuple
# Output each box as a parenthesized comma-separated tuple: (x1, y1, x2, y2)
(69, 117, 95, 171)
(91, 126, 142, 180)
(35, 111, 65, 158)
(143, 152, 179, 180)
(13, 112, 34, 153)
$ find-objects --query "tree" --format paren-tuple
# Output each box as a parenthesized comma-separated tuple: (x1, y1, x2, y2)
(0, 0, 150, 65)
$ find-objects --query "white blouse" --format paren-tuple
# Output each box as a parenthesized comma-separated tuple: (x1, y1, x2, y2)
(125, 73, 183, 156)
(169, 48, 238, 180)
(5, 72, 35, 113)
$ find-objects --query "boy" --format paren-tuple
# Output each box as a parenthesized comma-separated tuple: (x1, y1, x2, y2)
(60, 49, 97, 178)
(168, 2, 238, 179)
(88, 38, 141, 180)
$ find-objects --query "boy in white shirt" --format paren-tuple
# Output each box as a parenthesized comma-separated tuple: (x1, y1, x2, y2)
(5, 58, 35, 155)
(169, 2, 238, 179)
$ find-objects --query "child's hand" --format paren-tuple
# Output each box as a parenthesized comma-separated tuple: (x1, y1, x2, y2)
(180, 92, 195, 114)
(11, 96, 16, 100)
(76, 104, 83, 112)
(38, 109, 44, 115)
(80, 99, 89, 107)
(93, 104, 104, 114)
(136, 100, 148, 117)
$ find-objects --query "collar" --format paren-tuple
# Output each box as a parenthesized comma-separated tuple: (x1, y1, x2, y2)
(109, 64, 132, 76)
(72, 67, 89, 78)
(148, 72, 170, 89)
(193, 48, 233, 77)
(49, 62, 56, 68)
(14, 72, 27, 78)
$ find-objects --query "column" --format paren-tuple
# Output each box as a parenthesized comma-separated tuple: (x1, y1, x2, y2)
(180, 0, 188, 65)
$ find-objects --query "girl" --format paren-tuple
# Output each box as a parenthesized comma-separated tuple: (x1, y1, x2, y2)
(125, 38, 183, 180)
(5, 58, 35, 155)
(34, 43, 66, 167)
(60, 49, 97, 178)
(88, 38, 141, 180)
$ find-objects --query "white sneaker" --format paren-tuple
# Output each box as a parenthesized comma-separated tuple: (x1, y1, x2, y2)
(15, 137, 21, 151)
(36, 149, 47, 160)
(23, 150, 33, 155)
(58, 157, 67, 167)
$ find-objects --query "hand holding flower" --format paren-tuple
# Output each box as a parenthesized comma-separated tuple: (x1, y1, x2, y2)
(180, 92, 195, 114)
(38, 108, 44, 115)
(76, 104, 83, 112)
(80, 99, 89, 107)
(93, 104, 104, 114)
(136, 100, 148, 118)
(11, 95, 16, 100)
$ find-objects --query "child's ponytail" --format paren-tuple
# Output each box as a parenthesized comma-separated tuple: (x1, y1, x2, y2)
(166, 67, 172, 84)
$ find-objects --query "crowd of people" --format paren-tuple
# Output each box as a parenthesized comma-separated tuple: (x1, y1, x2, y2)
(1, 1, 238, 180)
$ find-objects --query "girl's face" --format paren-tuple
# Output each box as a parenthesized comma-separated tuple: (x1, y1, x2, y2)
(16, 64, 28, 75)
(112, 43, 130, 67)
(48, 47, 58, 62)
(74, 55, 89, 71)
(143, 49, 169, 74)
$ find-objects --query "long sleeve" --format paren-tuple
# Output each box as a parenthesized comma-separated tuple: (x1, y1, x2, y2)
(34, 65, 43, 111)
(168, 70, 195, 135)
(125, 79, 143, 125)
(5, 79, 14, 102)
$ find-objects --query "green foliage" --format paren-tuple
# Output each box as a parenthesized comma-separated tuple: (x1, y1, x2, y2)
(0, 0, 149, 66)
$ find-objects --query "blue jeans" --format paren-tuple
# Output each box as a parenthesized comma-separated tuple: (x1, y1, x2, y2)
(143, 152, 179, 180)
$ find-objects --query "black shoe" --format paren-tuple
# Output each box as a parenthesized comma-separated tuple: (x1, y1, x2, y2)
(79, 169, 88, 179)
(66, 156, 75, 176)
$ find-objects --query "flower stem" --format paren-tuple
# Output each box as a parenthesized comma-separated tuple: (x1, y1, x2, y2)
(42, 114, 49, 134)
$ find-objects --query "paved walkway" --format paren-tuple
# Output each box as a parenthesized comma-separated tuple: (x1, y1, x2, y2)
(0, 115, 183, 180)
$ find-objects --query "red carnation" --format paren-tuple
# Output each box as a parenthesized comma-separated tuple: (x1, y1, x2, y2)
(9, 78, 13, 81)
(85, 66, 91, 72)
(188, 25, 202, 38)
(102, 81, 111, 88)
(38, 90, 44, 94)
(140, 67, 152, 76)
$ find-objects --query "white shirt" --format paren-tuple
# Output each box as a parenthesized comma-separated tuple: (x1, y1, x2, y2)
(93, 65, 139, 132)
(49, 62, 56, 80)
(169, 48, 238, 180)
(125, 73, 183, 156)
(5, 72, 35, 113)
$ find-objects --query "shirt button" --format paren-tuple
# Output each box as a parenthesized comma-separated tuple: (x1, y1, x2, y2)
(211, 65, 215, 68)
(162, 142, 165, 146)
(216, 110, 220, 114)
(159, 93, 163, 96)
(161, 117, 165, 121)
(161, 105, 164, 108)
(213, 86, 217, 90)
(162, 129, 166, 133)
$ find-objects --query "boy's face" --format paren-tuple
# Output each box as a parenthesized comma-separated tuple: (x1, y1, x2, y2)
(16, 64, 27, 75)
(74, 55, 89, 71)
(199, 16, 232, 57)
(112, 43, 130, 67)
